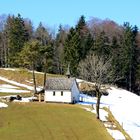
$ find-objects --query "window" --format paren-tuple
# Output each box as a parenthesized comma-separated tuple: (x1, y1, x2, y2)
(61, 91, 63, 96)
(53, 91, 55, 96)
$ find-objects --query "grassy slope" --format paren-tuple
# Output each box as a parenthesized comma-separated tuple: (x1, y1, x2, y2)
(0, 68, 63, 96)
(0, 68, 63, 88)
(0, 68, 113, 140)
(0, 68, 44, 88)
(0, 103, 113, 140)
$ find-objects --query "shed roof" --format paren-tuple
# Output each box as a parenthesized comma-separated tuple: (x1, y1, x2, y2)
(45, 78, 75, 90)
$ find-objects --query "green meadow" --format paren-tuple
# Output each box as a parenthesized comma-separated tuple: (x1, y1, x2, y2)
(0, 103, 113, 140)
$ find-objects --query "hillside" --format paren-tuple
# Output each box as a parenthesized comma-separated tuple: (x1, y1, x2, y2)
(0, 68, 64, 95)
(0, 103, 114, 140)
(79, 86, 140, 140)
(1, 68, 140, 140)
(0, 68, 113, 140)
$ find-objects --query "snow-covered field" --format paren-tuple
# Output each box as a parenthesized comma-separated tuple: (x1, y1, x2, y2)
(0, 84, 30, 93)
(0, 70, 40, 104)
(103, 87, 140, 140)
(79, 87, 140, 140)
(0, 76, 42, 92)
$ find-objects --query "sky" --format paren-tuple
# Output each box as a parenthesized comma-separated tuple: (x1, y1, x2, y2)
(0, 0, 140, 30)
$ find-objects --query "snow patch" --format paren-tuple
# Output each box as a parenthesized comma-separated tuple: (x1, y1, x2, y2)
(107, 129, 125, 140)
(0, 102, 8, 108)
(25, 80, 33, 84)
(13, 97, 37, 102)
(83, 106, 125, 140)
(0, 84, 30, 93)
(0, 88, 30, 93)
(0, 84, 19, 89)
(0, 76, 41, 91)
(1, 68, 18, 71)
(76, 78, 84, 83)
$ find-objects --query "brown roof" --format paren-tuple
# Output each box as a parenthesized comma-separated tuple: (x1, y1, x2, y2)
(45, 78, 75, 90)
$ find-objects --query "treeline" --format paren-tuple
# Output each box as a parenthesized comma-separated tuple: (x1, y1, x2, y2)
(0, 14, 140, 95)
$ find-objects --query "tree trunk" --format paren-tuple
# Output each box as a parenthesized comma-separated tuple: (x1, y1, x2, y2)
(43, 68, 47, 90)
(95, 86, 101, 120)
(129, 67, 132, 92)
(4, 37, 8, 68)
(96, 93, 101, 119)
(32, 63, 37, 95)
(128, 53, 133, 92)
(43, 58, 47, 92)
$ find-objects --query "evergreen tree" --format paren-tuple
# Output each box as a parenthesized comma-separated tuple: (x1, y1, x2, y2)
(94, 31, 110, 59)
(64, 15, 93, 76)
(75, 15, 91, 60)
(64, 27, 80, 75)
(20, 40, 41, 94)
(39, 43, 54, 89)
(120, 23, 138, 91)
(54, 25, 67, 74)
(24, 19, 34, 40)
(40, 43, 54, 73)
(110, 36, 125, 84)
(35, 22, 49, 46)
(5, 14, 29, 67)
(34, 22, 54, 72)
(76, 15, 86, 32)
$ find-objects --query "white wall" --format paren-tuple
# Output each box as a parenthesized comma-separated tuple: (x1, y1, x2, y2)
(44, 90, 72, 103)
(71, 80, 80, 102)
(44, 80, 80, 103)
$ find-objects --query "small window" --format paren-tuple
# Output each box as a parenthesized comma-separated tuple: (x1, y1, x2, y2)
(53, 91, 55, 96)
(61, 91, 63, 96)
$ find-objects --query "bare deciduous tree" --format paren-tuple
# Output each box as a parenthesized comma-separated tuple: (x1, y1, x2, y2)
(78, 53, 113, 119)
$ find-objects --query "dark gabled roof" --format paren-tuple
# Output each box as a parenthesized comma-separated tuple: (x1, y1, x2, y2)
(45, 78, 75, 90)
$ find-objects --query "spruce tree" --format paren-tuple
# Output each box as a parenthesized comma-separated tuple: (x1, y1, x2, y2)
(20, 40, 41, 94)
(64, 15, 93, 76)
(35, 22, 49, 46)
(6, 14, 29, 67)
(121, 23, 138, 91)
(54, 25, 67, 74)
(94, 31, 110, 59)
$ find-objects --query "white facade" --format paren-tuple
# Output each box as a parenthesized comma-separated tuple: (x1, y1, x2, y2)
(71, 80, 79, 102)
(44, 80, 79, 103)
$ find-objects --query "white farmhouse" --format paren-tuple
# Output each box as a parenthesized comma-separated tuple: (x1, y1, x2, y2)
(44, 78, 80, 103)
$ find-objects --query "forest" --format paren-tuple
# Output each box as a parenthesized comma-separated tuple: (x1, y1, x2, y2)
(0, 14, 140, 95)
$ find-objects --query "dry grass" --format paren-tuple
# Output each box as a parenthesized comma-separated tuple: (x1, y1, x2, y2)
(0, 103, 113, 140)
(0, 80, 8, 85)
(0, 68, 43, 87)
(0, 68, 64, 88)
(0, 68, 64, 97)
(0, 68, 115, 139)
